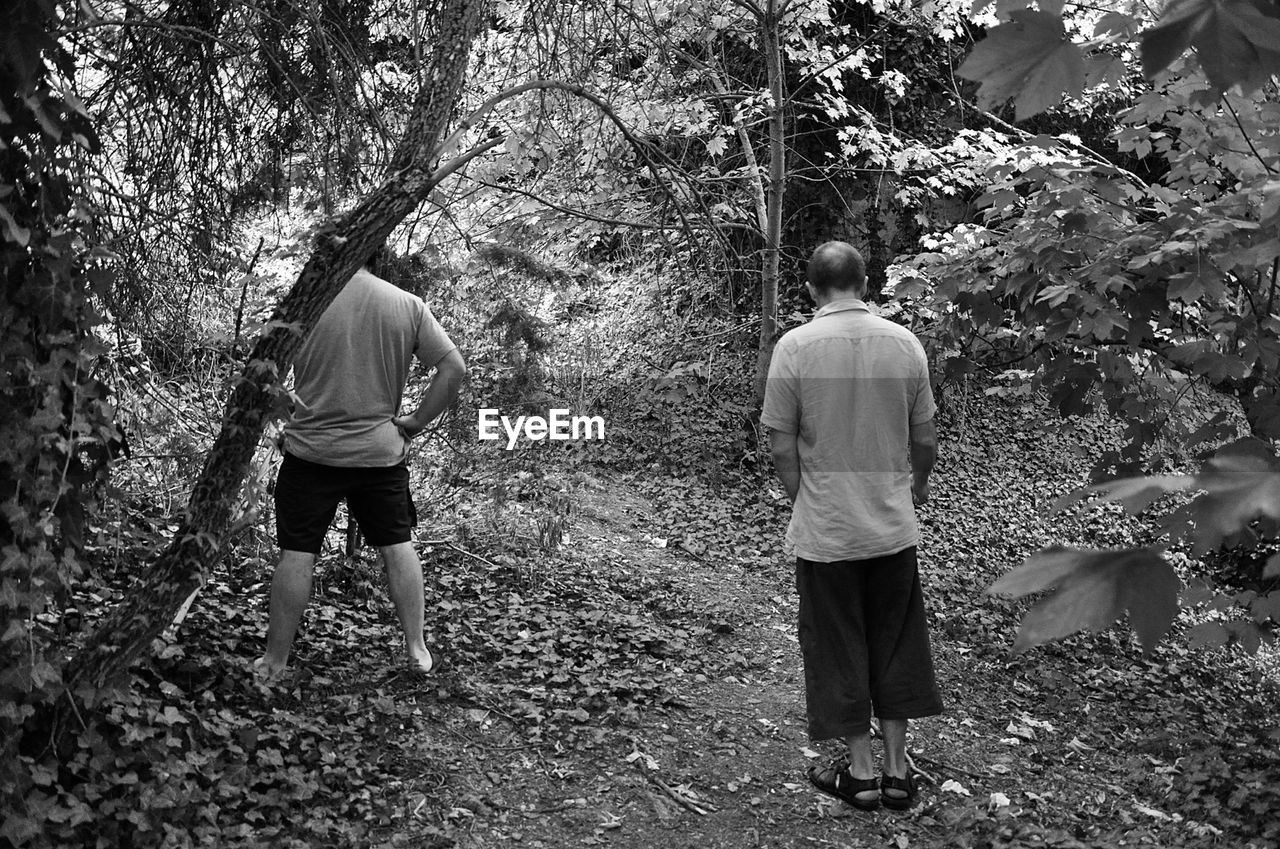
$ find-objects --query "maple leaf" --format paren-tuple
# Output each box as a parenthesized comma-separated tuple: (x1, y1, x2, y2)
(1140, 0, 1280, 92)
(988, 546, 1181, 653)
(957, 10, 1085, 120)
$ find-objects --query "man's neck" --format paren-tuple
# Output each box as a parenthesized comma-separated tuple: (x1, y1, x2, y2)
(813, 291, 866, 309)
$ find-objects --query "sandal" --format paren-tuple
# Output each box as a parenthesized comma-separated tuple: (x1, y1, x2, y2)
(807, 759, 881, 811)
(880, 772, 917, 811)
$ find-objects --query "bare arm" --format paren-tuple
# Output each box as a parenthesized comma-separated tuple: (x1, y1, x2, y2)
(909, 418, 937, 505)
(394, 348, 467, 438)
(770, 428, 801, 504)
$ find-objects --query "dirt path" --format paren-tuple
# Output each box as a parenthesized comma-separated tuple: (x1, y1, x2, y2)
(396, 473, 1057, 848)
(417, 476, 896, 848)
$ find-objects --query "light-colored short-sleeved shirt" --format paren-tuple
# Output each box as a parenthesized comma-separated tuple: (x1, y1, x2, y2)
(284, 268, 457, 467)
(761, 298, 935, 562)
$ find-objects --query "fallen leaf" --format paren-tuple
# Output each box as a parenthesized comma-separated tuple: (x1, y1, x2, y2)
(1018, 712, 1055, 732)
(1066, 736, 1094, 754)
(1006, 720, 1036, 740)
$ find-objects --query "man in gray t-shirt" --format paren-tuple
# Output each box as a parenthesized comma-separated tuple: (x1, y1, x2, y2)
(763, 241, 941, 812)
(255, 254, 466, 680)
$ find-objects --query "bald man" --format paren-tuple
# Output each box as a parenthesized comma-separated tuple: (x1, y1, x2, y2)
(762, 241, 941, 812)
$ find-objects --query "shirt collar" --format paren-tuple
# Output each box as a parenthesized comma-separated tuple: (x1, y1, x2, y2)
(814, 298, 871, 319)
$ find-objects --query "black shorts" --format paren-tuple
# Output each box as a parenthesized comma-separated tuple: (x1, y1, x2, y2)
(796, 546, 943, 740)
(274, 453, 418, 554)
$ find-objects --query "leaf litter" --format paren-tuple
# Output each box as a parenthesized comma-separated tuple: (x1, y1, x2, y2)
(65, 393, 1279, 848)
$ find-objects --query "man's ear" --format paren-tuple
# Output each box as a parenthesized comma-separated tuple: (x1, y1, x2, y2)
(804, 281, 816, 303)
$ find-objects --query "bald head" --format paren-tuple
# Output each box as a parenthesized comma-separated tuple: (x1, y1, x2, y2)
(807, 241, 867, 297)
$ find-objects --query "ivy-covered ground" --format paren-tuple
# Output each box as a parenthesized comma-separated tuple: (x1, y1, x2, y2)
(69, 390, 1279, 848)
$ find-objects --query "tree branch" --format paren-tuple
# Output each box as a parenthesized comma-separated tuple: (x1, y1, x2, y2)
(788, 25, 888, 104)
(60, 18, 244, 51)
(458, 79, 733, 252)
(956, 98, 1151, 191)
(468, 177, 754, 233)
(673, 43, 768, 229)
(1221, 94, 1276, 176)
(430, 136, 506, 185)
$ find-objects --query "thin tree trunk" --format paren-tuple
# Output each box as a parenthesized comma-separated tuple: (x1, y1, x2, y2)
(754, 1, 786, 406)
(52, 0, 486, 748)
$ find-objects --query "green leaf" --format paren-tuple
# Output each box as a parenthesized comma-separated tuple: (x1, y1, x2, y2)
(989, 547, 1180, 653)
(1187, 620, 1230, 650)
(957, 9, 1085, 120)
(1126, 558, 1182, 651)
(1245, 391, 1280, 440)
(0, 812, 40, 846)
(1251, 592, 1280, 624)
(0, 205, 31, 246)
(1166, 272, 1204, 302)
(987, 545, 1089, 596)
(1260, 179, 1280, 223)
(0, 24, 59, 95)
(1179, 443, 1280, 553)
(1140, 0, 1280, 91)
(1183, 410, 1236, 450)
(1094, 11, 1139, 37)
(1264, 553, 1280, 579)
(1084, 54, 1126, 88)
(1140, 0, 1211, 79)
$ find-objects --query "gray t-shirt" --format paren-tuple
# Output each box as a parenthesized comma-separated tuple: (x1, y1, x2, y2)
(283, 269, 457, 467)
(761, 299, 935, 562)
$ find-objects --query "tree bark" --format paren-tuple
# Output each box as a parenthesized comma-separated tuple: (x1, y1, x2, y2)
(754, 1, 787, 406)
(52, 0, 486, 747)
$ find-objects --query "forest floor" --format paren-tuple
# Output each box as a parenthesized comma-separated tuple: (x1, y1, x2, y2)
(126, 393, 1279, 849)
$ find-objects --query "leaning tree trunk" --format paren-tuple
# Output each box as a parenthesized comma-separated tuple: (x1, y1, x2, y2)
(52, 0, 486, 748)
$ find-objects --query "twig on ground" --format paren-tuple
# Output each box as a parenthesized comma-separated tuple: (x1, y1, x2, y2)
(909, 751, 991, 781)
(519, 802, 583, 816)
(865, 721, 956, 784)
(905, 751, 938, 785)
(631, 761, 715, 815)
(419, 538, 501, 569)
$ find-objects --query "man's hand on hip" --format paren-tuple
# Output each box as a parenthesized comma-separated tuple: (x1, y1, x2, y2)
(912, 477, 930, 506)
(393, 415, 421, 440)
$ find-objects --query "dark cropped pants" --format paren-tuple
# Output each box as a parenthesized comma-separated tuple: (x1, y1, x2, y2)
(796, 546, 943, 740)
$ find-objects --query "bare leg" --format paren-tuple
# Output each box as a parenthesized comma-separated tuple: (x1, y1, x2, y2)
(844, 731, 881, 805)
(258, 549, 316, 676)
(880, 718, 910, 799)
(380, 541, 433, 673)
